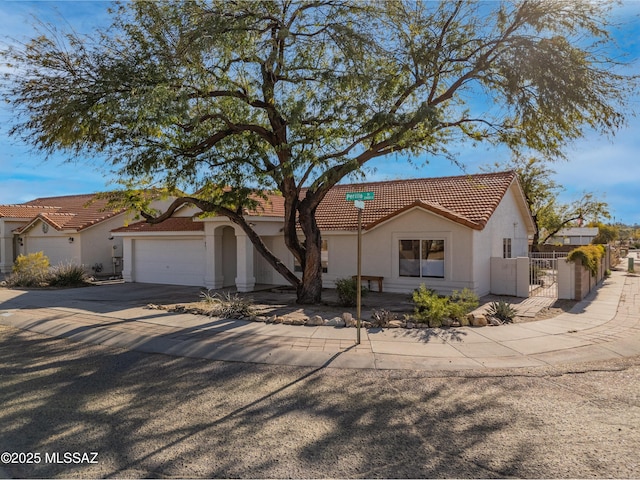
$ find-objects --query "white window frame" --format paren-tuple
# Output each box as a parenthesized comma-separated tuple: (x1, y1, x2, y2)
(395, 234, 449, 280)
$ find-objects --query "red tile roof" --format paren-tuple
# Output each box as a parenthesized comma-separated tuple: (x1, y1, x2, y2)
(2, 194, 125, 232)
(0, 205, 58, 218)
(111, 172, 519, 233)
(112, 216, 204, 233)
(315, 171, 518, 231)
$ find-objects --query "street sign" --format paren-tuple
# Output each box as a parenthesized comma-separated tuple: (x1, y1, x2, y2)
(354, 200, 365, 210)
(346, 191, 375, 201)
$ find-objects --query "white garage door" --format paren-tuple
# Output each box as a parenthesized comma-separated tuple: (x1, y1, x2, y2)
(133, 239, 206, 286)
(26, 237, 77, 266)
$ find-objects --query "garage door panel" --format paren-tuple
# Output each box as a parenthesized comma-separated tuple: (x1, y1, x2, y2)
(133, 239, 205, 286)
(26, 237, 77, 266)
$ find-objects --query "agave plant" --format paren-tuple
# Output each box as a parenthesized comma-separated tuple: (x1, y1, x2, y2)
(486, 300, 518, 323)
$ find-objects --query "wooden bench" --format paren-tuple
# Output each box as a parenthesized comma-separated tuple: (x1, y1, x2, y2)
(352, 275, 384, 292)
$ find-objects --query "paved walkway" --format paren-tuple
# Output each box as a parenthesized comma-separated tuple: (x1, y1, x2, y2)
(1, 259, 639, 371)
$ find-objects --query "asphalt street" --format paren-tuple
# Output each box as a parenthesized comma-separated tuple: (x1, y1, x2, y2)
(1, 323, 639, 479)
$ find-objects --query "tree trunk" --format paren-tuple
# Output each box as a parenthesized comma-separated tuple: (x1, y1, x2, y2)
(296, 201, 323, 304)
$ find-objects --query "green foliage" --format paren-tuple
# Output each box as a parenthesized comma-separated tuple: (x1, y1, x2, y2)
(199, 291, 255, 318)
(335, 277, 368, 307)
(567, 244, 606, 277)
(8, 252, 51, 287)
(591, 223, 619, 244)
(412, 285, 479, 327)
(485, 157, 610, 249)
(449, 288, 480, 320)
(487, 300, 518, 323)
(49, 263, 89, 287)
(12, 251, 49, 275)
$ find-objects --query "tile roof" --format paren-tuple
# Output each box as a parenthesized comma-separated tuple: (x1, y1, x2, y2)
(112, 216, 204, 233)
(0, 205, 58, 218)
(111, 171, 519, 233)
(315, 171, 518, 231)
(245, 192, 286, 217)
(1, 194, 125, 232)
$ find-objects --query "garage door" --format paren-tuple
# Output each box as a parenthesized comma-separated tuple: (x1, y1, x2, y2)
(26, 237, 77, 266)
(133, 238, 206, 286)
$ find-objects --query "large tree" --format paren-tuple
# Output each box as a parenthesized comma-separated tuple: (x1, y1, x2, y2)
(487, 157, 610, 249)
(2, 0, 635, 303)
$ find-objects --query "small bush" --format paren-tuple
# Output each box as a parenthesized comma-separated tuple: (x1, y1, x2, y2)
(567, 244, 605, 277)
(412, 285, 480, 326)
(449, 288, 479, 320)
(49, 263, 89, 287)
(12, 251, 49, 275)
(335, 277, 368, 307)
(200, 290, 255, 318)
(7, 252, 51, 287)
(412, 285, 450, 327)
(487, 300, 518, 323)
(370, 309, 397, 327)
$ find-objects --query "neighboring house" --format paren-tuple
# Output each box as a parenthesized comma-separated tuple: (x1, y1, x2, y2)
(0, 194, 127, 275)
(112, 171, 536, 296)
(546, 227, 599, 246)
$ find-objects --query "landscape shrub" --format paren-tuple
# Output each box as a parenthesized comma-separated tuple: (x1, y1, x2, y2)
(370, 308, 397, 327)
(412, 285, 449, 327)
(335, 277, 368, 307)
(486, 300, 518, 323)
(567, 244, 605, 277)
(412, 285, 480, 326)
(49, 263, 89, 287)
(200, 290, 255, 318)
(7, 252, 51, 287)
(448, 288, 480, 320)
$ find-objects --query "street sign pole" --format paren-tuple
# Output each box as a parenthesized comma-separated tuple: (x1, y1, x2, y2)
(345, 192, 374, 346)
(356, 207, 362, 345)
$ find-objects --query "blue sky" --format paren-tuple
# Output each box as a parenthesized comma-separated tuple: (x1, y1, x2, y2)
(1, 1, 639, 225)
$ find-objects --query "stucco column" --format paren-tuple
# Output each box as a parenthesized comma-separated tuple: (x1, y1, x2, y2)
(516, 257, 530, 298)
(204, 231, 224, 290)
(121, 238, 133, 282)
(235, 232, 255, 292)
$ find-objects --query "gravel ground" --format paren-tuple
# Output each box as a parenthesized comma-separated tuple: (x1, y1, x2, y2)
(1, 324, 639, 479)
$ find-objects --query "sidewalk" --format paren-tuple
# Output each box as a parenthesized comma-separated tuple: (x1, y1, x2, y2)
(1, 262, 639, 371)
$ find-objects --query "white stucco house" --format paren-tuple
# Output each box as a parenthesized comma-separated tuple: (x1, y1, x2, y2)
(112, 171, 535, 296)
(545, 227, 599, 246)
(0, 194, 127, 275)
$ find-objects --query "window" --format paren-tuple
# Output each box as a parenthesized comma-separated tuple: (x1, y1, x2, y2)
(399, 239, 444, 278)
(294, 239, 328, 273)
(503, 238, 512, 259)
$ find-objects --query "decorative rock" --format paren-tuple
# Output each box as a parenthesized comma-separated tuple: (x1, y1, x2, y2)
(325, 316, 346, 327)
(406, 322, 415, 329)
(341, 312, 353, 323)
(306, 315, 324, 326)
(441, 317, 454, 328)
(344, 316, 358, 328)
(387, 320, 405, 328)
(254, 316, 267, 322)
(290, 318, 306, 326)
(469, 314, 488, 327)
(266, 315, 276, 324)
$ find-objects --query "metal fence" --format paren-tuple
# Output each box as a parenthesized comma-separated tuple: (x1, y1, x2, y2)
(529, 253, 562, 298)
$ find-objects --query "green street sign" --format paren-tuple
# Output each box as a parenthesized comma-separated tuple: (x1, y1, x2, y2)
(346, 191, 375, 201)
